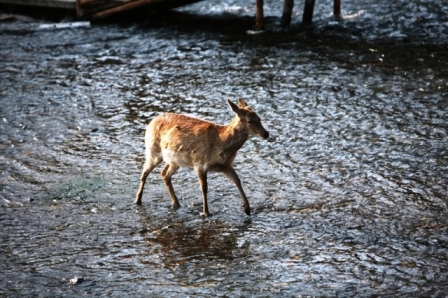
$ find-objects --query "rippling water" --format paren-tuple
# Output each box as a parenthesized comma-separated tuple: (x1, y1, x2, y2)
(1, 0, 447, 296)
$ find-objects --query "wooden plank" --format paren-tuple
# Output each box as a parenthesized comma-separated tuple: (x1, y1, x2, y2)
(0, 0, 76, 9)
(76, 0, 126, 18)
(78, 0, 98, 5)
(89, 0, 202, 19)
(0, 14, 15, 21)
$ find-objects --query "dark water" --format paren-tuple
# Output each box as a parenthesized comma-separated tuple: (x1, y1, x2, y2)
(1, 0, 447, 296)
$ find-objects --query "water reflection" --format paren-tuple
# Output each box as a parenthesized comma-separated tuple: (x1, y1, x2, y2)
(136, 206, 246, 268)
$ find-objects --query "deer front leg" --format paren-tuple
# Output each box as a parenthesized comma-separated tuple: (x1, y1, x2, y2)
(161, 163, 181, 208)
(223, 167, 251, 216)
(195, 167, 210, 217)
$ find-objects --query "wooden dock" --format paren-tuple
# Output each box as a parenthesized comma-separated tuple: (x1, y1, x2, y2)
(0, 0, 205, 19)
(0, 0, 341, 28)
(0, 0, 75, 9)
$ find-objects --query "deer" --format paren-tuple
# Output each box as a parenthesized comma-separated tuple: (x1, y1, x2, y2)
(135, 98, 269, 217)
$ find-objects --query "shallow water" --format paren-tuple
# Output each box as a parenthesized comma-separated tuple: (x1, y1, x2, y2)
(1, 0, 447, 296)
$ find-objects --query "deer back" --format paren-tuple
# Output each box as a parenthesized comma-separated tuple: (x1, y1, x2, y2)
(145, 113, 247, 170)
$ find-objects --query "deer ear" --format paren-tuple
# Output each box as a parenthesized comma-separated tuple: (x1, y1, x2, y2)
(228, 99, 239, 114)
(228, 99, 247, 119)
(237, 97, 248, 108)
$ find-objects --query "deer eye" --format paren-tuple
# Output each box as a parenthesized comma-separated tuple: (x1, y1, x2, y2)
(247, 120, 253, 124)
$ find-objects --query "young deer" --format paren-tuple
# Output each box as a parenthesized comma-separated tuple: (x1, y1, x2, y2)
(135, 98, 269, 217)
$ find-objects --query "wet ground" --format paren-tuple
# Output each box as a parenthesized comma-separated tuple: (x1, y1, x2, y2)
(1, 0, 447, 296)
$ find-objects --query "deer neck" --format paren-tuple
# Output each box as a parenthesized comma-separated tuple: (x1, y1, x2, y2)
(221, 116, 248, 151)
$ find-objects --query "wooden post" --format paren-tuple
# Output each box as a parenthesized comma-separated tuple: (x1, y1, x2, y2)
(280, 0, 294, 27)
(255, 0, 263, 30)
(76, 0, 82, 17)
(302, 0, 315, 25)
(333, 0, 341, 18)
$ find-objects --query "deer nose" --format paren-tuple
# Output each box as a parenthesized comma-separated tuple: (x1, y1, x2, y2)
(263, 131, 269, 139)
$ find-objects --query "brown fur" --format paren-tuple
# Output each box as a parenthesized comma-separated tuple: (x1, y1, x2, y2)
(135, 98, 269, 217)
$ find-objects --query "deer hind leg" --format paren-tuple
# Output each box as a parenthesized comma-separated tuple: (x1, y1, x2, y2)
(161, 163, 181, 208)
(135, 156, 163, 205)
(194, 167, 210, 217)
(222, 167, 251, 216)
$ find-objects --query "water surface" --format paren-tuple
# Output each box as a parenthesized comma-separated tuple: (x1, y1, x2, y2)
(1, 0, 447, 296)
